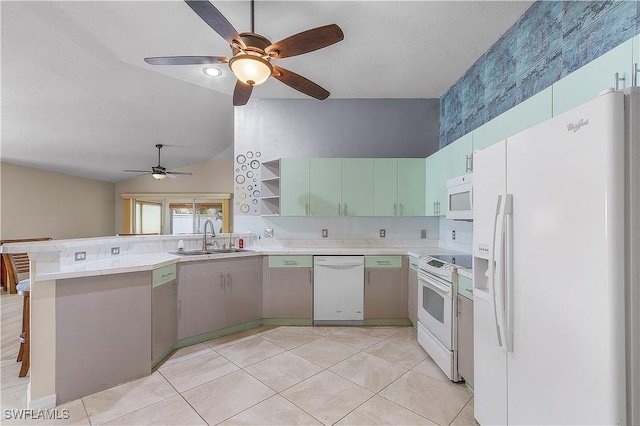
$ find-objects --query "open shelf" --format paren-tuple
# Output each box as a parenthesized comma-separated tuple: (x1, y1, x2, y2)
(261, 159, 281, 216)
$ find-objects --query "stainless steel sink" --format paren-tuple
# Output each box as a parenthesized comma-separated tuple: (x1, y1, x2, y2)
(169, 249, 252, 256)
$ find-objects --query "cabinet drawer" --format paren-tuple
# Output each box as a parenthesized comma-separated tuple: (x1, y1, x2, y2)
(458, 275, 473, 301)
(152, 264, 176, 287)
(364, 256, 402, 268)
(268, 255, 313, 268)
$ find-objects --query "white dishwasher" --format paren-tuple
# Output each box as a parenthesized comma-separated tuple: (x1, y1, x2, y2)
(313, 256, 365, 325)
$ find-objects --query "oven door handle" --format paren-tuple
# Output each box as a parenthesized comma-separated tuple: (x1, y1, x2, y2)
(420, 278, 451, 296)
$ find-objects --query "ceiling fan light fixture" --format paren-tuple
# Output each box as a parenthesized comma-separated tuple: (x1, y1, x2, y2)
(203, 67, 222, 77)
(229, 54, 272, 86)
(152, 172, 167, 180)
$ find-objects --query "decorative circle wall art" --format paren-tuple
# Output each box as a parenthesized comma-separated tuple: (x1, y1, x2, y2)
(234, 150, 263, 215)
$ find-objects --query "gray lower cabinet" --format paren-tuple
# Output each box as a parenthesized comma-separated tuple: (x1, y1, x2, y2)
(152, 265, 178, 365)
(184, 258, 260, 338)
(407, 256, 418, 327)
(457, 294, 474, 387)
(266, 256, 313, 319)
(55, 272, 152, 404)
(364, 256, 406, 319)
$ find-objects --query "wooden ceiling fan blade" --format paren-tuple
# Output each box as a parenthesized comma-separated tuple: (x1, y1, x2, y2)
(184, 0, 245, 48)
(233, 81, 253, 106)
(144, 56, 228, 65)
(272, 66, 329, 100)
(123, 169, 152, 173)
(266, 24, 344, 59)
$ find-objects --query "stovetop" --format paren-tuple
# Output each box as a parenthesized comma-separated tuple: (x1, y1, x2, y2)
(428, 254, 472, 269)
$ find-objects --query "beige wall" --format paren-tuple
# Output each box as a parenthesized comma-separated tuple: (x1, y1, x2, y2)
(114, 160, 234, 234)
(0, 162, 116, 240)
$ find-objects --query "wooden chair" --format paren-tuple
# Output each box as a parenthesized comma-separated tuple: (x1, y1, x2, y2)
(2, 253, 31, 377)
(1, 238, 51, 293)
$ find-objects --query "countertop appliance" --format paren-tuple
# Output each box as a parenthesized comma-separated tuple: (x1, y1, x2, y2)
(473, 88, 639, 425)
(417, 254, 472, 381)
(313, 256, 364, 325)
(446, 173, 473, 221)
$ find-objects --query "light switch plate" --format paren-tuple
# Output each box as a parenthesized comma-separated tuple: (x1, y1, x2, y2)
(322, 229, 328, 238)
(264, 228, 273, 238)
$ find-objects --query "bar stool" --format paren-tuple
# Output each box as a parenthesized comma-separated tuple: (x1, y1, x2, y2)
(16, 278, 30, 377)
(2, 253, 31, 377)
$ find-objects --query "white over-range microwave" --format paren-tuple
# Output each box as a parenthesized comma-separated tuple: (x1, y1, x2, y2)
(446, 173, 473, 221)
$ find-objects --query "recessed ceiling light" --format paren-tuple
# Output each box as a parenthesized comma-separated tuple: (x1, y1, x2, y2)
(203, 67, 222, 77)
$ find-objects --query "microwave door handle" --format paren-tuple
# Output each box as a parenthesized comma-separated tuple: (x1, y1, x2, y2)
(469, 184, 474, 211)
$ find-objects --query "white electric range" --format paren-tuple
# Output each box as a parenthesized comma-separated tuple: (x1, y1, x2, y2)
(417, 254, 472, 382)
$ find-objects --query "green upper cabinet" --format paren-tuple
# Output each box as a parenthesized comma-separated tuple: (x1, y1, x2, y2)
(280, 158, 310, 216)
(397, 158, 426, 216)
(634, 34, 640, 81)
(473, 86, 553, 152)
(425, 150, 441, 216)
(342, 158, 374, 216)
(309, 158, 342, 216)
(553, 39, 633, 116)
(373, 159, 398, 216)
(450, 133, 473, 176)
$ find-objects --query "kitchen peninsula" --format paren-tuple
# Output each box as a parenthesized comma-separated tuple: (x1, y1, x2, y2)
(2, 234, 468, 409)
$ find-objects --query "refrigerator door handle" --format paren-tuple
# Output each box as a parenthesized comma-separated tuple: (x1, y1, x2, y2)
(489, 195, 504, 347)
(503, 194, 514, 353)
(492, 193, 511, 352)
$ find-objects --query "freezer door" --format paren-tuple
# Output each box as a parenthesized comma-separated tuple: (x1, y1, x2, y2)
(506, 91, 626, 424)
(472, 140, 508, 426)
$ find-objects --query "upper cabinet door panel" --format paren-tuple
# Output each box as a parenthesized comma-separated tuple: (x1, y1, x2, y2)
(553, 39, 632, 116)
(280, 158, 310, 216)
(309, 158, 342, 216)
(342, 158, 374, 216)
(397, 158, 426, 216)
(450, 133, 473, 176)
(425, 151, 441, 216)
(373, 159, 398, 216)
(634, 34, 640, 69)
(473, 86, 553, 152)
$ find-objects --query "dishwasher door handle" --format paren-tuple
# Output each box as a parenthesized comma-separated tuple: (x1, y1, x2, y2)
(315, 261, 364, 267)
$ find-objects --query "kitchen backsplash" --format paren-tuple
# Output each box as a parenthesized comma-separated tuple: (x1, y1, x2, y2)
(234, 215, 440, 243)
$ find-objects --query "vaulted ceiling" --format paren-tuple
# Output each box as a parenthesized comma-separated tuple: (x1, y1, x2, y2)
(1, 1, 533, 182)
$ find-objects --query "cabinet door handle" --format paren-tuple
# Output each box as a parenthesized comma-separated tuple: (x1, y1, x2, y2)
(220, 274, 225, 288)
(633, 62, 638, 87)
(466, 154, 473, 172)
(338, 203, 341, 216)
(309, 269, 312, 285)
(305, 202, 309, 216)
(433, 201, 437, 215)
(399, 203, 404, 216)
(367, 270, 371, 284)
(228, 273, 232, 288)
(343, 204, 348, 216)
(393, 203, 397, 216)
(614, 72, 625, 90)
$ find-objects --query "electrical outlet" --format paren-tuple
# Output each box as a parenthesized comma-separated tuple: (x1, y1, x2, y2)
(421, 229, 427, 239)
(111, 247, 120, 255)
(75, 251, 86, 261)
(264, 228, 273, 238)
(322, 229, 328, 238)
(380, 229, 386, 238)
(452, 230, 456, 240)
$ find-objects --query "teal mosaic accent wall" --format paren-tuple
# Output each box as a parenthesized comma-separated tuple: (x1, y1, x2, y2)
(439, 0, 640, 148)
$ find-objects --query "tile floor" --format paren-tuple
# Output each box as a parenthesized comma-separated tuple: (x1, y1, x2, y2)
(0, 292, 475, 425)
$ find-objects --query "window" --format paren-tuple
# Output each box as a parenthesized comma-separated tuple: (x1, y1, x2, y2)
(121, 193, 231, 235)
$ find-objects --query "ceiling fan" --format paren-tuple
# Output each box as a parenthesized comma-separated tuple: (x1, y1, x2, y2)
(144, 0, 344, 106)
(123, 144, 194, 180)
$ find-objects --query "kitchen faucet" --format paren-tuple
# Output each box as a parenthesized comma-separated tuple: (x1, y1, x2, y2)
(202, 219, 215, 251)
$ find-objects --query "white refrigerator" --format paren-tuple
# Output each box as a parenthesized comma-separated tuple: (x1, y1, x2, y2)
(473, 88, 639, 425)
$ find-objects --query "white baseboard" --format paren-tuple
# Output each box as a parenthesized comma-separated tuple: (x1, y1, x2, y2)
(27, 385, 57, 410)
